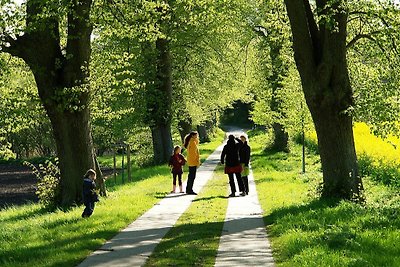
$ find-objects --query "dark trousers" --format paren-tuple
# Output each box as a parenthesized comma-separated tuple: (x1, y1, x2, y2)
(186, 166, 197, 193)
(173, 173, 183, 186)
(82, 201, 95, 217)
(228, 172, 244, 194)
(242, 176, 249, 193)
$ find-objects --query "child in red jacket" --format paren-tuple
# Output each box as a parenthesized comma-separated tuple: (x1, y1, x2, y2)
(168, 145, 186, 193)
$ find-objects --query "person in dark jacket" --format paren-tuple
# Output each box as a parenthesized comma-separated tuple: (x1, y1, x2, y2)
(237, 135, 251, 195)
(82, 169, 98, 218)
(221, 135, 245, 197)
(169, 145, 186, 193)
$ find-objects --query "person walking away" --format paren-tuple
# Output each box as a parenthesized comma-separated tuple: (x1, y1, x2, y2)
(221, 135, 245, 197)
(82, 169, 99, 218)
(238, 135, 251, 195)
(184, 131, 200, 195)
(169, 145, 186, 193)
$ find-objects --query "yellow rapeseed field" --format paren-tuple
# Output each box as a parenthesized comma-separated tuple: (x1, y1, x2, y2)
(307, 122, 400, 166)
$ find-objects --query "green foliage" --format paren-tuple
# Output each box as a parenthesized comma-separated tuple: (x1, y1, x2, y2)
(0, 53, 54, 159)
(346, 0, 400, 137)
(23, 159, 61, 207)
(250, 129, 400, 267)
(250, 1, 313, 138)
(358, 154, 400, 188)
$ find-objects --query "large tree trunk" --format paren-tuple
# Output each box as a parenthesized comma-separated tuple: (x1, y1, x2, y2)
(151, 124, 173, 164)
(147, 38, 173, 164)
(48, 109, 95, 204)
(3, 0, 103, 206)
(284, 0, 363, 199)
(311, 104, 360, 198)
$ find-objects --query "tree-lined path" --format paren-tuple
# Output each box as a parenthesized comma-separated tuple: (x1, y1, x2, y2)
(78, 132, 274, 266)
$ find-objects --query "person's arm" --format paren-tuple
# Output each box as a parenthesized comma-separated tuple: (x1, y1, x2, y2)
(220, 147, 226, 164)
(245, 146, 251, 166)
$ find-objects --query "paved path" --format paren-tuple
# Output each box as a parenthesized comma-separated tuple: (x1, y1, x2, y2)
(78, 143, 225, 267)
(215, 132, 275, 266)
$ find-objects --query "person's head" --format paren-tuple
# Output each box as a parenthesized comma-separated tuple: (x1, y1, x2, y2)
(173, 145, 181, 155)
(227, 134, 236, 146)
(184, 131, 198, 148)
(84, 169, 96, 181)
(240, 135, 247, 143)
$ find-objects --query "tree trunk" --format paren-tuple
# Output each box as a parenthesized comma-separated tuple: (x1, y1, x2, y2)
(2, 0, 101, 206)
(47, 108, 95, 205)
(272, 122, 289, 152)
(284, 0, 363, 199)
(94, 155, 107, 197)
(178, 119, 192, 143)
(311, 104, 361, 198)
(197, 125, 210, 143)
(146, 38, 173, 164)
(151, 124, 173, 164)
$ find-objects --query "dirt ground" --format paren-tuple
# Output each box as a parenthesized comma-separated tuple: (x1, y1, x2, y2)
(0, 164, 38, 209)
(0, 164, 114, 209)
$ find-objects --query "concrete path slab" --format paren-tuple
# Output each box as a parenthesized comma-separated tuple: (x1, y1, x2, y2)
(215, 167, 275, 265)
(78, 143, 225, 267)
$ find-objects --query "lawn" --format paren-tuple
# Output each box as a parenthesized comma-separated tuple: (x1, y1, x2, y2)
(145, 165, 229, 266)
(251, 130, 400, 267)
(0, 130, 225, 267)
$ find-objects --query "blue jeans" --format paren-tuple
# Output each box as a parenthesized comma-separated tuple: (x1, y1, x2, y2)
(82, 201, 95, 217)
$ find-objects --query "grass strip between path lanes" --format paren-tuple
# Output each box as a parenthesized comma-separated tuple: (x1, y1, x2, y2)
(0, 131, 225, 267)
(145, 165, 229, 267)
(250, 130, 400, 267)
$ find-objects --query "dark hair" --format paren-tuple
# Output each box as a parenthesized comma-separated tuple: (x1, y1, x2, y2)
(172, 145, 181, 155)
(183, 131, 198, 148)
(227, 135, 236, 146)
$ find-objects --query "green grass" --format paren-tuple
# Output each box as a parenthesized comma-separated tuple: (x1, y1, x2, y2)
(99, 128, 225, 187)
(145, 165, 229, 266)
(251, 131, 400, 267)
(0, 130, 225, 267)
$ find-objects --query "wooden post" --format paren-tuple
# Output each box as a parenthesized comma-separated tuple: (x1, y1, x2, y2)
(113, 148, 117, 184)
(301, 102, 306, 174)
(127, 144, 131, 182)
(121, 146, 125, 184)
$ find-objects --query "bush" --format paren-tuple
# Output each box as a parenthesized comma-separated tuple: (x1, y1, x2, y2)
(24, 159, 61, 207)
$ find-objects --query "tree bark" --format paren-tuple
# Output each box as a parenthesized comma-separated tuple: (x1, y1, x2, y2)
(270, 44, 289, 152)
(2, 0, 101, 205)
(272, 123, 289, 152)
(284, 0, 363, 199)
(146, 38, 173, 164)
(178, 118, 192, 143)
(151, 124, 173, 164)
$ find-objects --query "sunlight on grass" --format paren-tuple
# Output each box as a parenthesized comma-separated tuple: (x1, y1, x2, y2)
(251, 130, 400, 267)
(145, 166, 229, 266)
(0, 130, 226, 267)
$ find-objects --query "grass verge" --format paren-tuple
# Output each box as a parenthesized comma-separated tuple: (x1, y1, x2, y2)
(145, 165, 229, 266)
(0, 130, 225, 267)
(251, 131, 400, 267)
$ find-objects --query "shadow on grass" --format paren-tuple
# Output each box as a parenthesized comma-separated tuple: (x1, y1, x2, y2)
(263, 198, 400, 265)
(192, 195, 227, 202)
(0, 205, 51, 223)
(0, 229, 118, 267)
